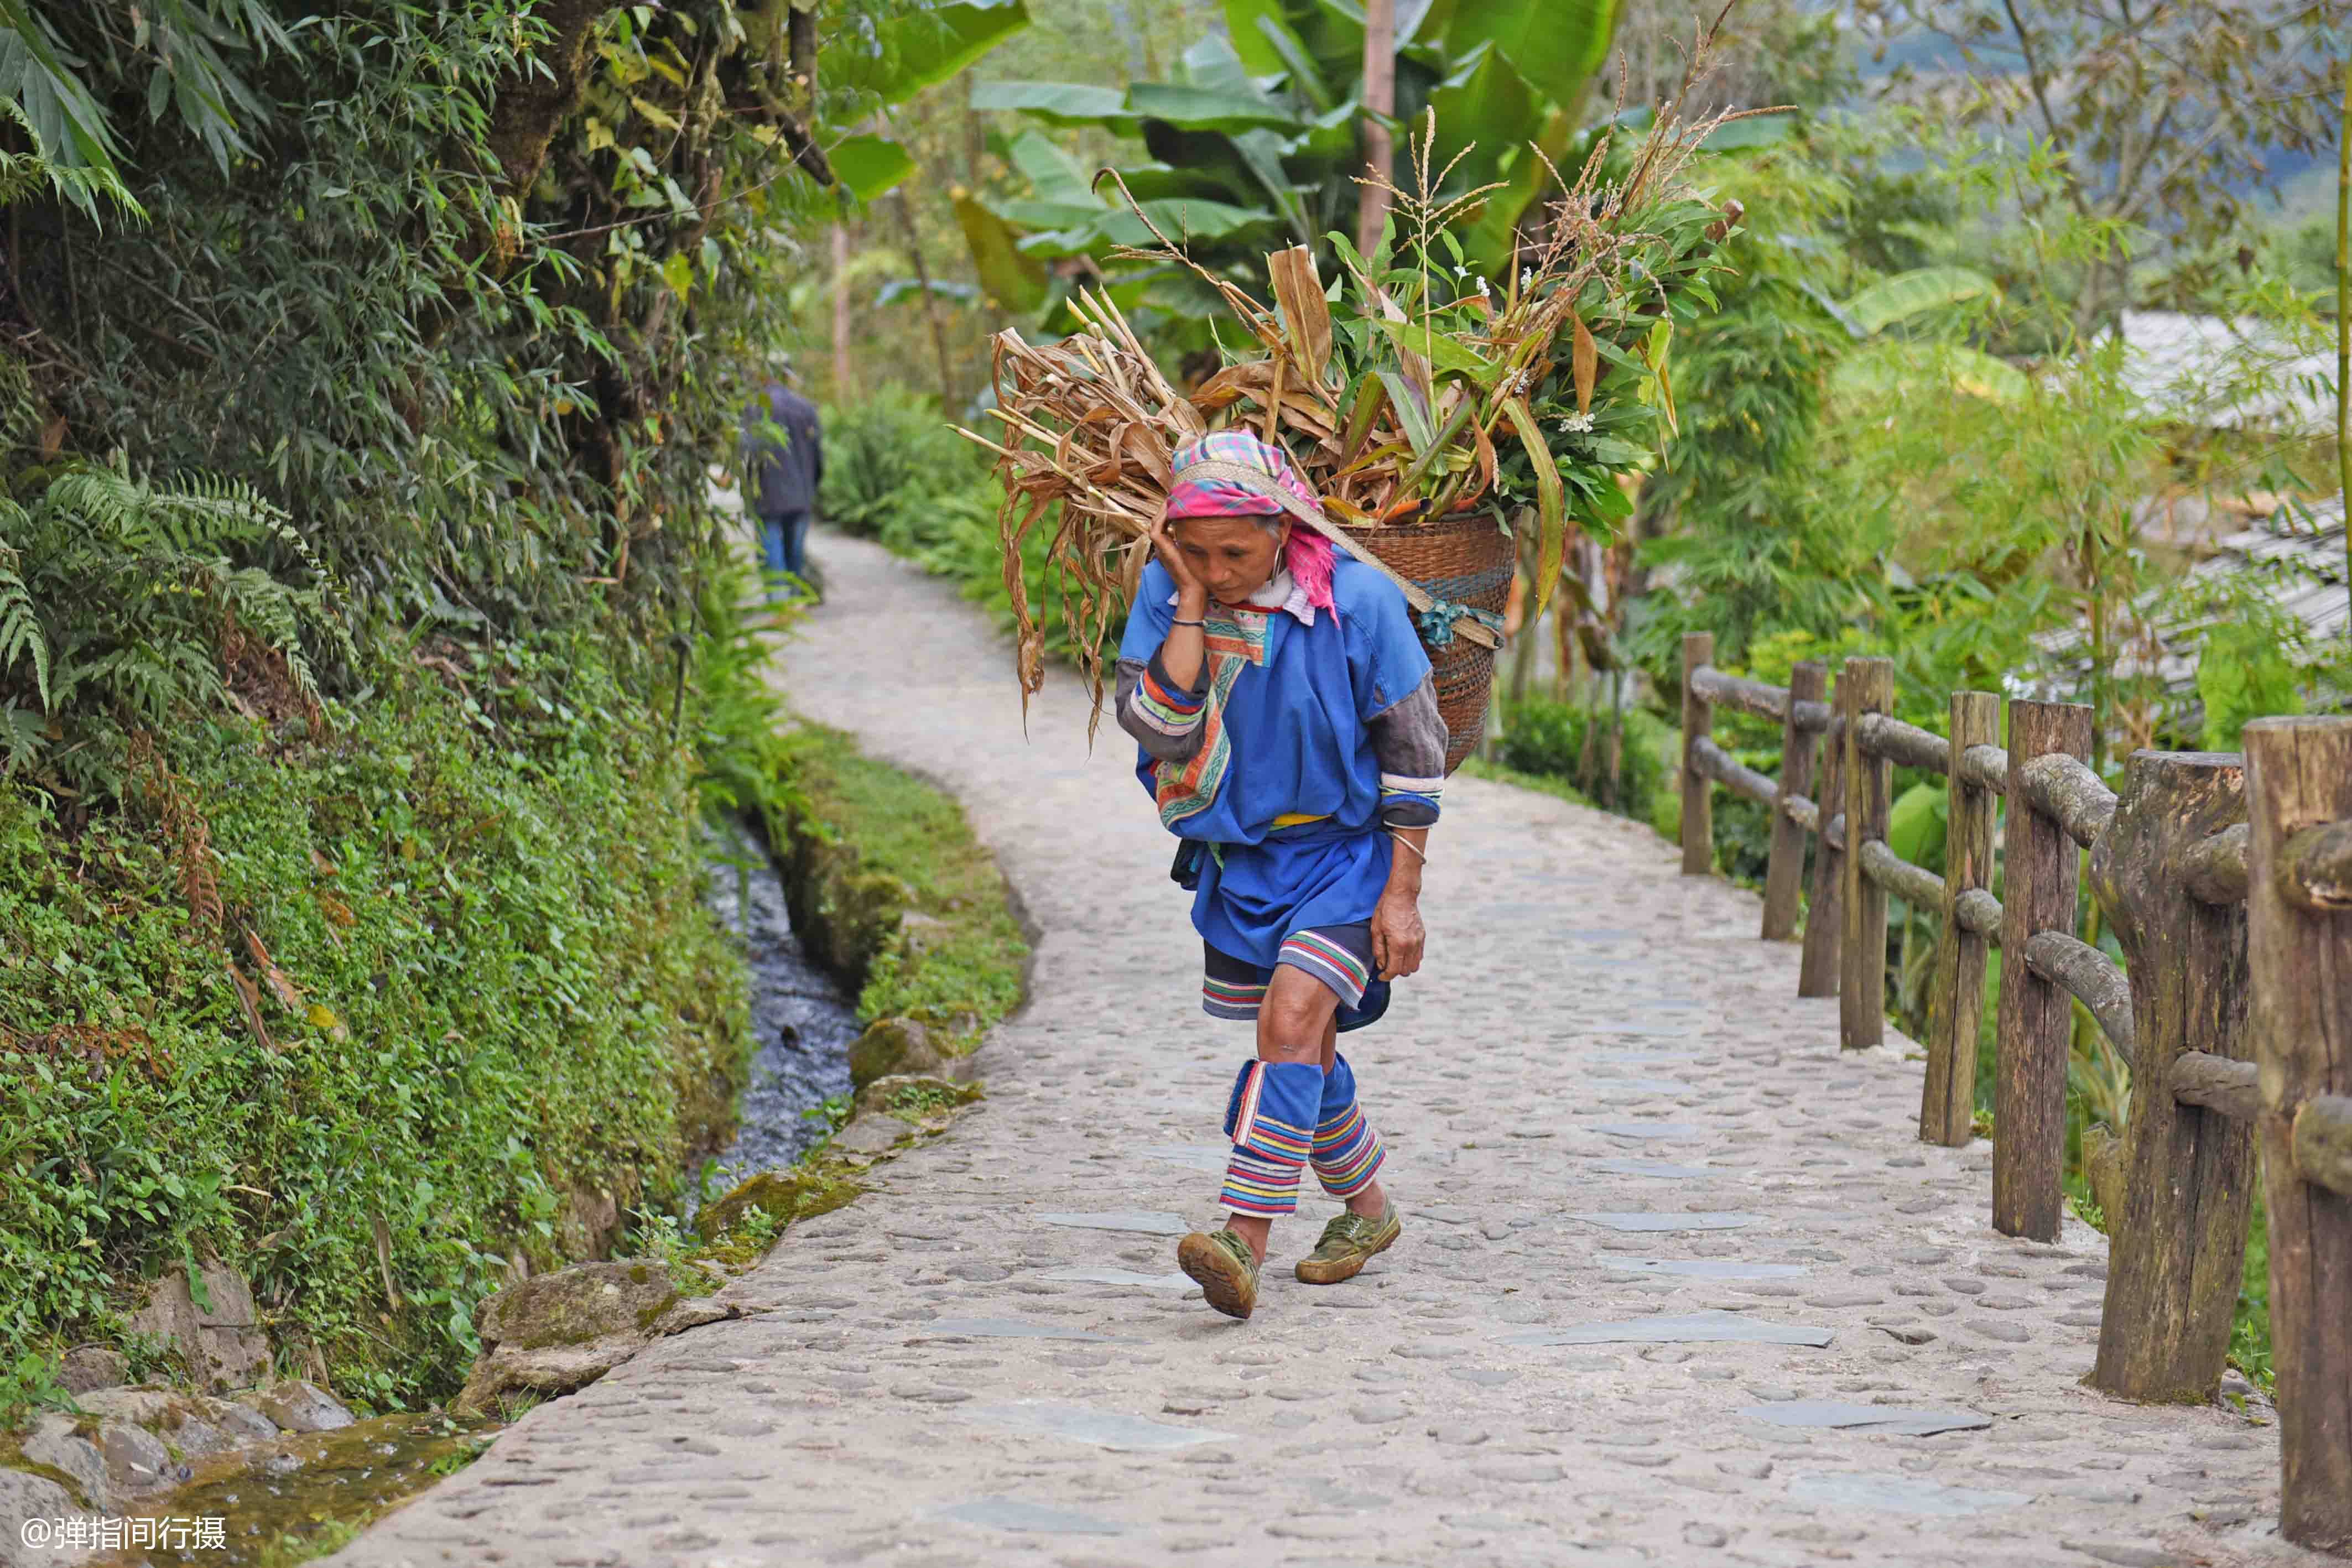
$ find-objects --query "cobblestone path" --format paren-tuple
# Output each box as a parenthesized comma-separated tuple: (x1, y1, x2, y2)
(332, 531, 2310, 1568)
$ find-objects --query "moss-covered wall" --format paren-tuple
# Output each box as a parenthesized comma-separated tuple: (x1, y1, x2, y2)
(0, 637, 749, 1415)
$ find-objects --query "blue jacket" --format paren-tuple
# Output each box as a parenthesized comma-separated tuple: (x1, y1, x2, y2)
(740, 383, 822, 515)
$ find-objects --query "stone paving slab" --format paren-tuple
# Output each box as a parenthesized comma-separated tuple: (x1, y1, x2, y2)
(328, 531, 2317, 1568)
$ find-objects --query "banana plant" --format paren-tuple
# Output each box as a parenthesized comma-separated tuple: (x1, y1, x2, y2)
(1824, 265, 2030, 404)
(961, 0, 1622, 335)
(827, 0, 1035, 201)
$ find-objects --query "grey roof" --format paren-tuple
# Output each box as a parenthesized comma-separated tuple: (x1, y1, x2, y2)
(2116, 311, 2335, 435)
(2033, 497, 2346, 701)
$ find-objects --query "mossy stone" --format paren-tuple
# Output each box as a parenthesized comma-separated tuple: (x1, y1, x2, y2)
(472, 1260, 679, 1352)
(853, 1074, 982, 1123)
(849, 1017, 944, 1088)
(694, 1166, 865, 1243)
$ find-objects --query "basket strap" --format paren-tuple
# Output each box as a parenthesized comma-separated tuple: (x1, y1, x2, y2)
(1172, 459, 1502, 651)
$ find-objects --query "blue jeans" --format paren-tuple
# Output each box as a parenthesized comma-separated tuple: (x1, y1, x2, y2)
(759, 509, 811, 595)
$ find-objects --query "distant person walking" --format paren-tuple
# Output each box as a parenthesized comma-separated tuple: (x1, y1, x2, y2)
(740, 368, 823, 600)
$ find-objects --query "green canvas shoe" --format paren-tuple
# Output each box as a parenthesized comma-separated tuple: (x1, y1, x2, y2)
(1294, 1204, 1401, 1284)
(1176, 1228, 1261, 1320)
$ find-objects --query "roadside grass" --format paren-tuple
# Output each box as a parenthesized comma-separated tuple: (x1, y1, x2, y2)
(784, 723, 1029, 1046)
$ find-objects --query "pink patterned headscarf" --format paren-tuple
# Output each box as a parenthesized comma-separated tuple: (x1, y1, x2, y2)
(1164, 431, 1335, 614)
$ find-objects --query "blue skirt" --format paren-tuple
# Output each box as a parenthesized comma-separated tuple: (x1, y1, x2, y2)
(1190, 823, 1391, 970)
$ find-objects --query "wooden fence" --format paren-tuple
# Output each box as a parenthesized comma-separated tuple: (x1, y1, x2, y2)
(1678, 634, 2352, 1557)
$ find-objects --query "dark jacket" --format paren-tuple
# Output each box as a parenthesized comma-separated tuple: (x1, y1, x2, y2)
(740, 382, 822, 516)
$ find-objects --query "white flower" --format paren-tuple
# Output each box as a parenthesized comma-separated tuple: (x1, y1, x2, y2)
(1557, 411, 1595, 434)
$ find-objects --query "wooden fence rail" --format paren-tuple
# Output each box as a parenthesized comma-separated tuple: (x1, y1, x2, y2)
(1675, 647, 2352, 1556)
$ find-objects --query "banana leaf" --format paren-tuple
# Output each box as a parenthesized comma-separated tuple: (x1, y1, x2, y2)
(828, 134, 915, 201)
(955, 194, 1048, 314)
(1128, 82, 1302, 132)
(876, 0, 1032, 105)
(1444, 0, 1617, 107)
(1841, 266, 1998, 336)
(969, 80, 1132, 128)
(1427, 44, 1533, 189)
(1007, 128, 1102, 208)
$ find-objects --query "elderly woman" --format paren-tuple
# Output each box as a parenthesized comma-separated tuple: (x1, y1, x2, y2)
(1115, 431, 1446, 1321)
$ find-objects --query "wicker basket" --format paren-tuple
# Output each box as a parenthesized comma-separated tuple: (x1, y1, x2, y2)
(1350, 508, 1516, 774)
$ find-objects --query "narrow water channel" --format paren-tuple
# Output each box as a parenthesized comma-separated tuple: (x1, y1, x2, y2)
(695, 816, 862, 1194)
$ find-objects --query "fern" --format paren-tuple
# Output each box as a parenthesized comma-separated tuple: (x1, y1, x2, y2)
(0, 451, 347, 799)
(0, 535, 47, 708)
(0, 355, 33, 456)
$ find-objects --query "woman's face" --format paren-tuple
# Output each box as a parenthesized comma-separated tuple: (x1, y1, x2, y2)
(1169, 514, 1288, 604)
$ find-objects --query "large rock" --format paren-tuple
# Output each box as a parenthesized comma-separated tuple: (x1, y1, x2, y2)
(554, 1181, 622, 1260)
(56, 1349, 124, 1397)
(128, 1262, 269, 1391)
(246, 1380, 353, 1434)
(848, 1018, 944, 1088)
(210, 1401, 280, 1445)
(18, 1416, 108, 1512)
(830, 1115, 909, 1155)
(0, 1469, 90, 1568)
(455, 1260, 738, 1414)
(65, 1389, 266, 1470)
(95, 1421, 177, 1495)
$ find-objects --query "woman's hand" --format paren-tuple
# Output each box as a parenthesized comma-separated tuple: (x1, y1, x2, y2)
(1149, 512, 1209, 612)
(1370, 889, 1425, 981)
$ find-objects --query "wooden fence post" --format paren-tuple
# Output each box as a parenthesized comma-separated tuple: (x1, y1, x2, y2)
(1680, 632, 1714, 876)
(2085, 751, 2253, 1403)
(1994, 698, 2095, 1242)
(1762, 659, 1824, 941)
(1797, 670, 1845, 998)
(2245, 716, 2352, 1554)
(1920, 690, 1999, 1145)
(1839, 657, 1894, 1050)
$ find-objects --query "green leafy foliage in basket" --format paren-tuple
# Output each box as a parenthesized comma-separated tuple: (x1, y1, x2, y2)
(957, 99, 1750, 709)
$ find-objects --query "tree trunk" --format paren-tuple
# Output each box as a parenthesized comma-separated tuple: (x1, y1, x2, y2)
(831, 223, 853, 397)
(787, 1, 818, 122)
(891, 189, 957, 409)
(485, 0, 616, 197)
(1355, 0, 1395, 259)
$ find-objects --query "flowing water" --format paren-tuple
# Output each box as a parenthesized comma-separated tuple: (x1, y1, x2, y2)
(90, 1412, 502, 1566)
(694, 816, 862, 1195)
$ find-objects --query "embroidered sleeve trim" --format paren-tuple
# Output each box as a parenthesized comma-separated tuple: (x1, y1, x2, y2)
(1378, 770, 1442, 827)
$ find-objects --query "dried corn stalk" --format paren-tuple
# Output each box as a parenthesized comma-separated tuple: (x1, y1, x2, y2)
(957, 54, 1763, 724)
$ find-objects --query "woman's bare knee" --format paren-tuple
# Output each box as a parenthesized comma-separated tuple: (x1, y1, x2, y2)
(1257, 968, 1338, 1058)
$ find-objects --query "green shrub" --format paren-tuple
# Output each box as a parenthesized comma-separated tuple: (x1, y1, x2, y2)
(819, 386, 986, 540)
(820, 390, 1115, 677)
(0, 638, 750, 1418)
(1497, 699, 1678, 831)
(782, 725, 1029, 1041)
